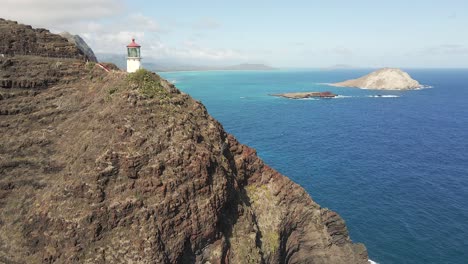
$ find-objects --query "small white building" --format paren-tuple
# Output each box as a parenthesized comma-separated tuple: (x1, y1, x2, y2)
(126, 38, 141, 73)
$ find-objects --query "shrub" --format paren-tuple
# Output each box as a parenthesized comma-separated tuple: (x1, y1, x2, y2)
(126, 69, 169, 99)
(86, 61, 96, 71)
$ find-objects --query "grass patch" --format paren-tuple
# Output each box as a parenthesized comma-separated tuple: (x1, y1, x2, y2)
(245, 184, 271, 204)
(86, 61, 96, 71)
(105, 86, 119, 102)
(127, 69, 170, 99)
(263, 231, 279, 253)
(108, 87, 118, 95)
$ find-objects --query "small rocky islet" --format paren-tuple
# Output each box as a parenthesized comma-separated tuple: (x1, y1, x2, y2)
(271, 91, 337, 99)
(271, 68, 422, 99)
(331, 68, 422, 90)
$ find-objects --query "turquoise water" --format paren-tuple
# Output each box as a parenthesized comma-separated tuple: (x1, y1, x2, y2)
(159, 69, 468, 264)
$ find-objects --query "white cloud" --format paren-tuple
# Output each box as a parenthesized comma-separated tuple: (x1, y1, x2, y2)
(0, 2, 248, 64)
(78, 18, 246, 63)
(127, 13, 161, 33)
(148, 41, 248, 62)
(192, 18, 221, 30)
(0, 0, 124, 26)
(425, 44, 468, 55)
(331, 47, 353, 56)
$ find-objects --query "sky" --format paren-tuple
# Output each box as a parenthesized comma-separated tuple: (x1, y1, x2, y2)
(1, 0, 468, 68)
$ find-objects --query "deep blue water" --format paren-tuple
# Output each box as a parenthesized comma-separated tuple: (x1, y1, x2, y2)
(160, 69, 468, 264)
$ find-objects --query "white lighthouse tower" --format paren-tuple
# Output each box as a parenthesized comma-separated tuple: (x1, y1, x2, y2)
(126, 38, 141, 73)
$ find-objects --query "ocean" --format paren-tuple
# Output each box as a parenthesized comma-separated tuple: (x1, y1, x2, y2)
(159, 69, 468, 264)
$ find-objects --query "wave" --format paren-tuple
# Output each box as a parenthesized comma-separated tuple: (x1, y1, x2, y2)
(367, 95, 400, 98)
(277, 94, 402, 100)
(297, 97, 319, 100)
(368, 260, 379, 264)
(416, 84, 433, 89)
(336, 95, 400, 99)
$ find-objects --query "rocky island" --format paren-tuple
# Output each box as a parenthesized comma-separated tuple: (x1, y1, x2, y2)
(0, 18, 368, 263)
(272, 91, 337, 99)
(331, 68, 422, 90)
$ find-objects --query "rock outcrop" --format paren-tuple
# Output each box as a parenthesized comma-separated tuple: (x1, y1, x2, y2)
(0, 19, 368, 263)
(332, 68, 421, 90)
(60, 32, 98, 62)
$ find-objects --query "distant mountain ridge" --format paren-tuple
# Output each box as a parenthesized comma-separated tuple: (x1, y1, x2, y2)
(147, 63, 276, 72)
(222, 63, 276, 71)
(97, 53, 276, 72)
(321, 64, 356, 70)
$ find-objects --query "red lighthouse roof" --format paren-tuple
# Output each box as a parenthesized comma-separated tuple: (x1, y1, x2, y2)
(127, 38, 141, 48)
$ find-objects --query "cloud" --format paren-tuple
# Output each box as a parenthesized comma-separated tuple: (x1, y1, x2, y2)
(292, 42, 306, 46)
(152, 41, 248, 62)
(127, 13, 161, 33)
(0, 0, 124, 26)
(0, 2, 247, 64)
(331, 47, 353, 56)
(299, 46, 353, 57)
(79, 18, 246, 63)
(425, 44, 468, 55)
(192, 18, 221, 30)
(55, 13, 163, 54)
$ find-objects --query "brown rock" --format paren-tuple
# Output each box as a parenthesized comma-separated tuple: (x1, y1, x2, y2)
(0, 18, 91, 60)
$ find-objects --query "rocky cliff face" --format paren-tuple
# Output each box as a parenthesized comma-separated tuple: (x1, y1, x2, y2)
(0, 18, 91, 61)
(60, 32, 98, 62)
(0, 19, 368, 264)
(332, 68, 421, 90)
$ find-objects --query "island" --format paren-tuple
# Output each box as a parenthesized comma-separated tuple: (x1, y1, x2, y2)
(331, 68, 422, 90)
(271, 91, 337, 99)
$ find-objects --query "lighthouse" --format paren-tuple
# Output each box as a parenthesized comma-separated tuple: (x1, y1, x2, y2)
(126, 38, 141, 73)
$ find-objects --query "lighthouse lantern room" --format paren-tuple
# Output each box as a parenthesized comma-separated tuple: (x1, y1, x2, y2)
(127, 38, 141, 73)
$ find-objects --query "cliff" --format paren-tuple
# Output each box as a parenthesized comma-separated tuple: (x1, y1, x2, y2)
(332, 68, 421, 90)
(59, 32, 98, 62)
(0, 19, 368, 263)
(0, 18, 92, 61)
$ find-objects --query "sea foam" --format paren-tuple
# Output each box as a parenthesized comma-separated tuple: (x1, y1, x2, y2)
(334, 95, 354, 98)
(367, 95, 400, 98)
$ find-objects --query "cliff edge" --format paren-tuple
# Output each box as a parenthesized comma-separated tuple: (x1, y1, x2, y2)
(0, 19, 368, 263)
(0, 18, 93, 61)
(332, 68, 421, 90)
(59, 32, 98, 62)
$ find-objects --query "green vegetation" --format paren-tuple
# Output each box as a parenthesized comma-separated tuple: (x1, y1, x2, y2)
(263, 231, 280, 253)
(127, 69, 170, 99)
(244, 184, 280, 254)
(245, 184, 271, 204)
(86, 61, 96, 71)
(108, 87, 118, 95)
